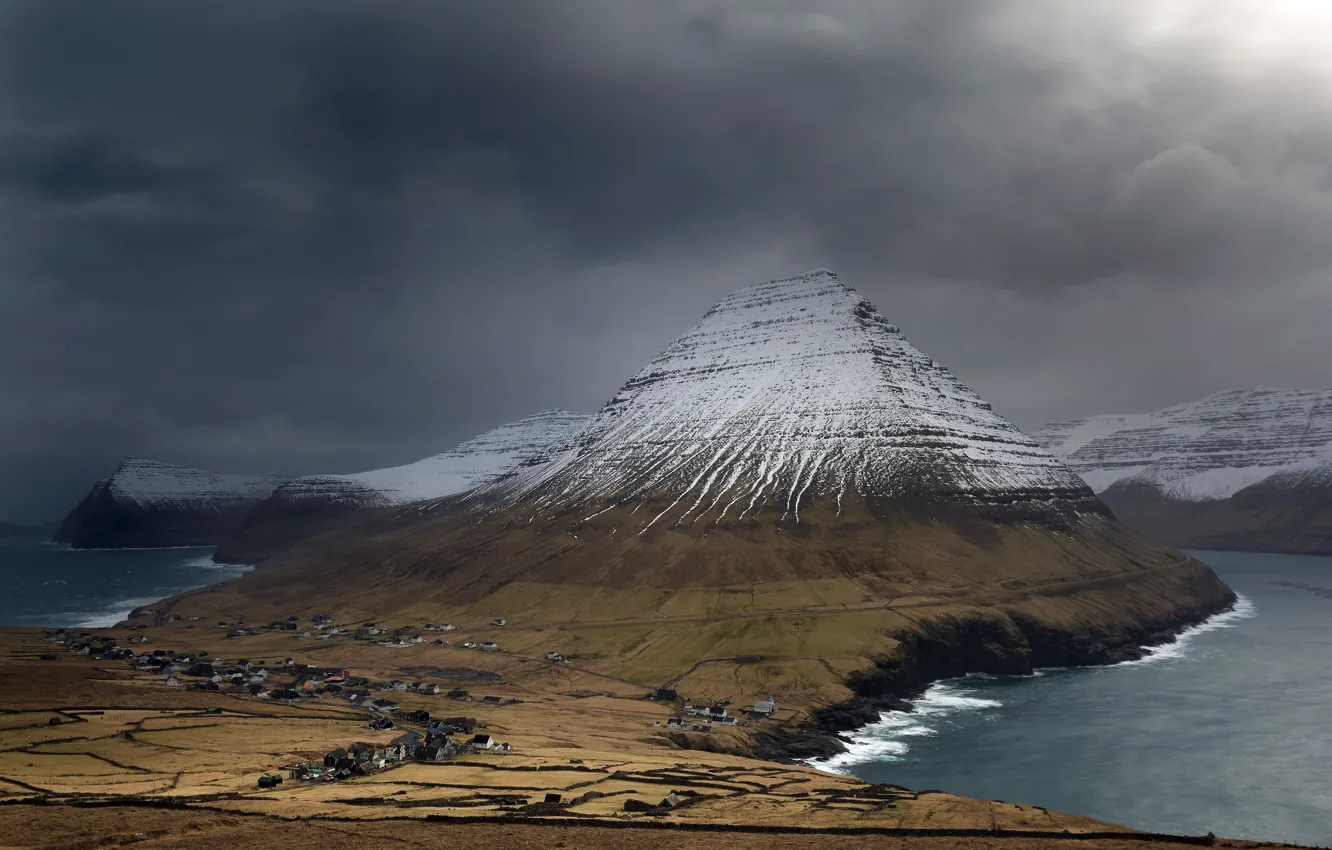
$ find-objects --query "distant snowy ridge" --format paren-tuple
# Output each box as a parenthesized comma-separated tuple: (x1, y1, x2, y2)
(1034, 389, 1332, 501)
(91, 458, 288, 510)
(54, 458, 291, 549)
(213, 409, 595, 562)
(273, 409, 593, 506)
(470, 270, 1094, 528)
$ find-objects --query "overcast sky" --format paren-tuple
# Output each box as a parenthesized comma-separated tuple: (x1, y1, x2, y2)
(2, 1, 1332, 522)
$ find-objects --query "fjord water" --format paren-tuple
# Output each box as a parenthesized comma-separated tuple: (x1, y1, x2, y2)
(822, 550, 1332, 845)
(0, 537, 250, 627)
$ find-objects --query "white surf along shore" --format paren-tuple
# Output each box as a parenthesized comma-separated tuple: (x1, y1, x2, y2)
(65, 551, 254, 628)
(810, 593, 1257, 774)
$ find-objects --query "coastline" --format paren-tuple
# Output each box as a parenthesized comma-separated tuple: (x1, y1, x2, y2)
(0, 542, 254, 629)
(756, 581, 1241, 765)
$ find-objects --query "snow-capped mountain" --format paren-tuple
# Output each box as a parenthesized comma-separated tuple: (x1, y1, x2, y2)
(1034, 389, 1332, 553)
(243, 269, 1227, 608)
(214, 409, 592, 562)
(54, 458, 289, 549)
(273, 409, 592, 507)
(475, 269, 1097, 528)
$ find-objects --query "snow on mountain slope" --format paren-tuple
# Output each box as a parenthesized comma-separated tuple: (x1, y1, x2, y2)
(213, 410, 594, 562)
(54, 458, 289, 548)
(95, 458, 288, 509)
(1034, 389, 1332, 501)
(274, 409, 593, 506)
(473, 270, 1095, 528)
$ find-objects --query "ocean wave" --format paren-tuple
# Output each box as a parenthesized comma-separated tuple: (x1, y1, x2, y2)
(809, 595, 1257, 774)
(62, 560, 253, 628)
(809, 681, 1003, 774)
(1118, 593, 1257, 667)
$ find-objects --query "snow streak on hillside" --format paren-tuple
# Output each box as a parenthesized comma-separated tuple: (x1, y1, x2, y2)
(478, 270, 1091, 528)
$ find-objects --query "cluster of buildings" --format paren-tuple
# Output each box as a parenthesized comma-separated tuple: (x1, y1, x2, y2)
(648, 691, 777, 733)
(275, 718, 510, 786)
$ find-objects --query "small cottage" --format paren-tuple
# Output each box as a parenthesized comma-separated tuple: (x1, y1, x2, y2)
(470, 734, 496, 751)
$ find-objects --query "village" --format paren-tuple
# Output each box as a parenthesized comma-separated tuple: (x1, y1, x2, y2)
(36, 619, 785, 798)
(0, 601, 1167, 840)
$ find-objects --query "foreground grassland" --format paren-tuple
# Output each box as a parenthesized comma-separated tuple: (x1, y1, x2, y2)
(0, 617, 1290, 850)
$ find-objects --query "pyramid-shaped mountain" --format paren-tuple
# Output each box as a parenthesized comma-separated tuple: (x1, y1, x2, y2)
(244, 271, 1231, 626)
(476, 270, 1094, 526)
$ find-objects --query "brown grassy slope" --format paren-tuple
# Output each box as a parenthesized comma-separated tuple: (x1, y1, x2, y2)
(218, 496, 1234, 690)
(243, 496, 1210, 598)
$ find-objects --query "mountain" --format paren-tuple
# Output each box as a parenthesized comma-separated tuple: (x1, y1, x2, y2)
(229, 271, 1231, 709)
(473, 269, 1099, 529)
(1034, 388, 1332, 554)
(214, 409, 593, 563)
(54, 458, 289, 549)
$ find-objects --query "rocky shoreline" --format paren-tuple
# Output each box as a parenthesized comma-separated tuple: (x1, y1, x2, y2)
(753, 582, 1239, 763)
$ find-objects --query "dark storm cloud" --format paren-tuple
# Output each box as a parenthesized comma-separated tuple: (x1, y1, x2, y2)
(2, 0, 1331, 521)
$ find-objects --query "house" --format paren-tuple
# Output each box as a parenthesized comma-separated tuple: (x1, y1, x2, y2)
(417, 745, 447, 762)
(249, 669, 268, 682)
(661, 792, 681, 809)
(257, 775, 276, 789)
(438, 716, 477, 733)
(269, 688, 302, 701)
(371, 698, 399, 713)
(491, 619, 506, 627)
(479, 641, 499, 652)
(164, 675, 181, 687)
(323, 748, 348, 768)
(545, 651, 563, 661)
(369, 716, 395, 731)
(414, 683, 440, 695)
(650, 689, 679, 702)
(386, 732, 421, 761)
(666, 717, 687, 730)
(481, 695, 502, 705)
(405, 709, 430, 724)
(470, 734, 496, 751)
(447, 688, 470, 700)
(349, 743, 379, 762)
(752, 696, 776, 717)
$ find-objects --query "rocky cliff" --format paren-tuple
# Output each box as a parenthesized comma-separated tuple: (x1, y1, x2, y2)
(1034, 388, 1332, 553)
(54, 458, 289, 549)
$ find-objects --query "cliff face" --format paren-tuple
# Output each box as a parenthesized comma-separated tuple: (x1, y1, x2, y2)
(213, 410, 592, 563)
(1034, 388, 1332, 553)
(54, 458, 288, 549)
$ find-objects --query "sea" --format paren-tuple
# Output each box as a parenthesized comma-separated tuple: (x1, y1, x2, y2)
(0, 542, 1326, 843)
(0, 536, 252, 627)
(813, 549, 1332, 846)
